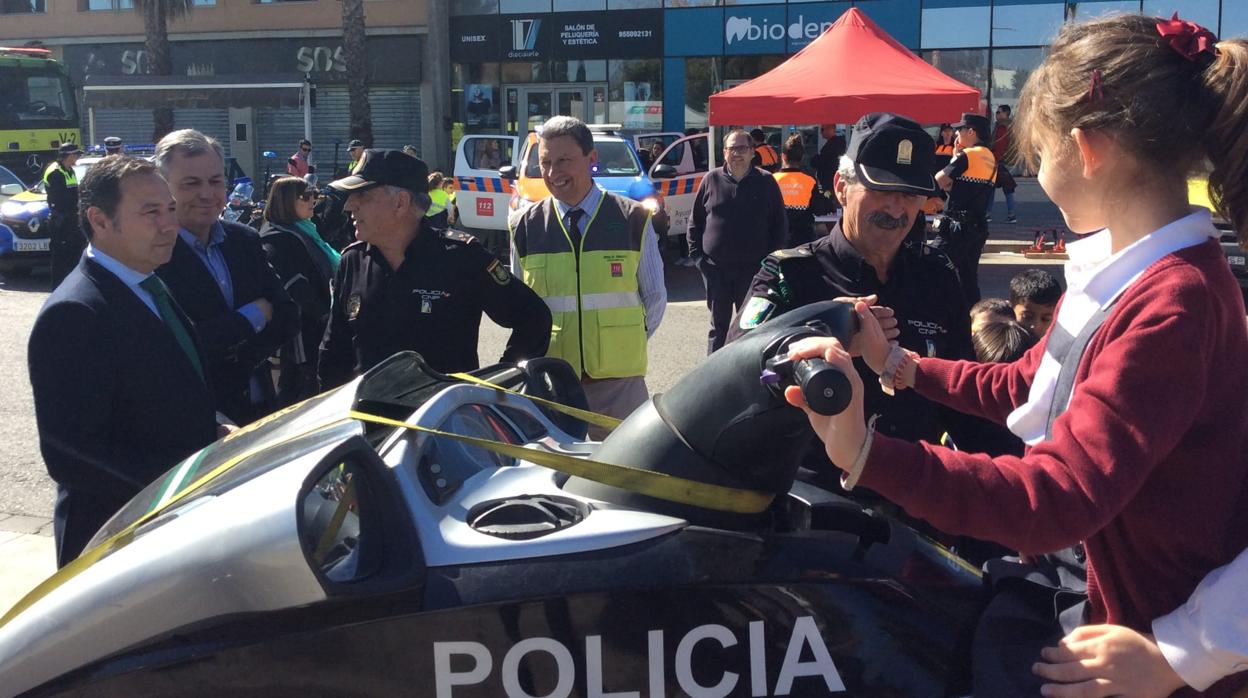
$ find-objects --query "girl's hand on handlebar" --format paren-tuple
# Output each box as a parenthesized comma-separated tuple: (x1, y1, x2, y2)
(783, 336, 867, 470)
(1032, 625, 1187, 698)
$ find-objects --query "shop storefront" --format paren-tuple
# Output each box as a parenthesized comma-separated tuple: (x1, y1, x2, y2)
(61, 35, 421, 179)
(450, 0, 1248, 141)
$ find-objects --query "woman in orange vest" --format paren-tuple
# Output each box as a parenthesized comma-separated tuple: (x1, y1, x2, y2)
(750, 128, 780, 172)
(933, 123, 956, 171)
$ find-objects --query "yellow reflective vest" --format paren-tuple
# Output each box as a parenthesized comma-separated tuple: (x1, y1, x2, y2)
(510, 192, 649, 379)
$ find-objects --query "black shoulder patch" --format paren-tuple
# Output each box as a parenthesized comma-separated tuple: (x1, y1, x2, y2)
(441, 229, 480, 246)
(760, 245, 814, 275)
(910, 241, 959, 273)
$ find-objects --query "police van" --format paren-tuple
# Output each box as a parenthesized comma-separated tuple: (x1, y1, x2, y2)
(452, 127, 679, 237)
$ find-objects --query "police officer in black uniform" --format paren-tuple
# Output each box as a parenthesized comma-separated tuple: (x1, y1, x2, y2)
(318, 149, 552, 390)
(728, 113, 973, 446)
(936, 112, 997, 304)
(45, 142, 84, 289)
(103, 137, 124, 155)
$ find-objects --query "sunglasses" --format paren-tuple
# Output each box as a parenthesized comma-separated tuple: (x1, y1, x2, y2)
(726, 145, 753, 154)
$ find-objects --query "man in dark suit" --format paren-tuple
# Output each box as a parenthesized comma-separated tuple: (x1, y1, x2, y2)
(154, 129, 299, 425)
(29, 155, 220, 567)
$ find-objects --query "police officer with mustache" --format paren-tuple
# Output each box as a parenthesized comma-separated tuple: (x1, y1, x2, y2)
(728, 113, 973, 446)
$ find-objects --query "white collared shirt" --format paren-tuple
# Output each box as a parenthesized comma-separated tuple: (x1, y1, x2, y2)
(1006, 208, 1218, 445)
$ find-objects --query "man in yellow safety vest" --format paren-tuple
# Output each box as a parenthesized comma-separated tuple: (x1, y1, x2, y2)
(509, 116, 667, 436)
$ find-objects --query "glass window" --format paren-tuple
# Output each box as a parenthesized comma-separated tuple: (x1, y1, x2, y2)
(552, 59, 607, 82)
(608, 0, 659, 7)
(452, 0, 499, 14)
(1141, 1, 1219, 33)
(1, 0, 45, 13)
(990, 46, 1044, 112)
(500, 0, 549, 12)
(554, 0, 604, 9)
(863, 0, 921, 48)
(991, 1, 1064, 46)
(501, 61, 552, 83)
(921, 0, 991, 49)
(724, 0, 772, 5)
(923, 48, 990, 107)
(592, 140, 642, 176)
(1224, 3, 1248, 39)
(684, 57, 718, 131)
(608, 58, 662, 129)
(721, 54, 784, 81)
(0, 69, 78, 129)
(85, 0, 132, 9)
(1066, 0, 1140, 20)
(666, 0, 717, 8)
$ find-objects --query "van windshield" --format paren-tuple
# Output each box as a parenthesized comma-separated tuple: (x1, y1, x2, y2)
(526, 140, 641, 178)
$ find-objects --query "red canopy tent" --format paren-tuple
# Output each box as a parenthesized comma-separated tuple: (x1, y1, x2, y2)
(708, 8, 980, 126)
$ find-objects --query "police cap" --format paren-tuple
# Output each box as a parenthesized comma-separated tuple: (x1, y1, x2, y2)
(103, 136, 123, 151)
(845, 113, 938, 196)
(329, 148, 430, 194)
(58, 143, 84, 156)
(951, 112, 992, 144)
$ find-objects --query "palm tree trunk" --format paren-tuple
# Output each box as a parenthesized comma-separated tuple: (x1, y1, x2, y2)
(341, 0, 373, 146)
(142, 0, 176, 141)
(425, 0, 451, 168)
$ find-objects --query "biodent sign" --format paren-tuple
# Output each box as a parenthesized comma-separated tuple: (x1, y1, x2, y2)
(725, 14, 833, 45)
(433, 616, 847, 697)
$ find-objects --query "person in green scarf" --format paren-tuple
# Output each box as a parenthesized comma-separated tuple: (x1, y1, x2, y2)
(260, 177, 340, 405)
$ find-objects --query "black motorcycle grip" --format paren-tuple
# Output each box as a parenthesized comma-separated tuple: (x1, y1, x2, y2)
(794, 358, 852, 416)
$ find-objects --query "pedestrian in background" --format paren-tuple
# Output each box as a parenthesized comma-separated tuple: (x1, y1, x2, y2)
(288, 139, 312, 178)
(936, 112, 996, 303)
(811, 123, 847, 192)
(103, 136, 124, 156)
(689, 128, 786, 354)
(45, 142, 84, 289)
(260, 176, 338, 405)
(426, 171, 452, 229)
(750, 128, 780, 173)
(933, 123, 956, 171)
(155, 129, 299, 425)
(990, 105, 1018, 224)
(773, 133, 834, 247)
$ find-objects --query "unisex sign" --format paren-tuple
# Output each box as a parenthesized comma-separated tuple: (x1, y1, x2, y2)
(452, 16, 503, 62)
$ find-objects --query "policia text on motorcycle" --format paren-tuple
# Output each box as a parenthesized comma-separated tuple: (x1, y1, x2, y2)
(509, 116, 667, 435)
(318, 149, 552, 389)
(46, 142, 84, 289)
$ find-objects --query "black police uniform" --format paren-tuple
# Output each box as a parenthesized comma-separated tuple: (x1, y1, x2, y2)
(45, 163, 82, 289)
(726, 224, 974, 445)
(318, 222, 552, 390)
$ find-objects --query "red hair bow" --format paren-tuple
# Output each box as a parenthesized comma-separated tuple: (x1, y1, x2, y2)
(1156, 12, 1218, 62)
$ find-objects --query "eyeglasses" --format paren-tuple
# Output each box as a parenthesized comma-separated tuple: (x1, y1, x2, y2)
(725, 145, 753, 154)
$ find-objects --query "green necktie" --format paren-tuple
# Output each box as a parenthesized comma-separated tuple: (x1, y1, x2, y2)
(139, 275, 205, 383)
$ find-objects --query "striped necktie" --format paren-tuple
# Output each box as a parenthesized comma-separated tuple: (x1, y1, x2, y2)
(139, 274, 205, 383)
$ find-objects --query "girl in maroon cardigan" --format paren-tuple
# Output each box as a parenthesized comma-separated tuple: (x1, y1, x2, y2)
(786, 14, 1248, 697)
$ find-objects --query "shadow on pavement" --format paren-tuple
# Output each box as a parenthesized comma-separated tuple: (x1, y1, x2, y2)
(0, 269, 51, 294)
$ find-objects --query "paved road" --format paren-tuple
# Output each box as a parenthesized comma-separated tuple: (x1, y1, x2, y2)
(0, 177, 1067, 519)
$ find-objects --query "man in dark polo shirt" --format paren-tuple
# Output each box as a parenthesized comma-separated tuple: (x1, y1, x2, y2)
(728, 113, 973, 446)
(688, 129, 787, 354)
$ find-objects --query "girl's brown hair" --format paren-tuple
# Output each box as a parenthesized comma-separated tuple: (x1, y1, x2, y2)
(1015, 14, 1248, 242)
(428, 171, 445, 188)
(263, 176, 309, 227)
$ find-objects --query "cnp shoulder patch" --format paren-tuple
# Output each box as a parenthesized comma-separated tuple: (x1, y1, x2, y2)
(346, 294, 362, 320)
(739, 295, 777, 330)
(487, 258, 512, 285)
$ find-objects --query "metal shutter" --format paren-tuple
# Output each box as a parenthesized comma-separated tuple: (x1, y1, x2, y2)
(255, 85, 421, 173)
(84, 107, 231, 155)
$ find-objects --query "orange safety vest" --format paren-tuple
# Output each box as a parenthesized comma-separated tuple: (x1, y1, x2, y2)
(755, 144, 779, 168)
(773, 170, 817, 210)
(956, 146, 997, 185)
(935, 142, 955, 158)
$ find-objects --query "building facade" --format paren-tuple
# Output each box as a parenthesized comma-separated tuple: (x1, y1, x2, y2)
(1, 0, 430, 177)
(448, 0, 1248, 140)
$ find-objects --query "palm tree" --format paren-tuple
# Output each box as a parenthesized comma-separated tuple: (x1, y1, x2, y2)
(341, 0, 374, 146)
(134, 0, 194, 141)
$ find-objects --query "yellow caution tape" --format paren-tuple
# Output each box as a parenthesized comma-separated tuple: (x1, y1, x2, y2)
(347, 409, 773, 515)
(450, 372, 622, 431)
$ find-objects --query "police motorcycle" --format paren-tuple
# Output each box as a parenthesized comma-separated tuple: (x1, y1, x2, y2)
(0, 301, 988, 697)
